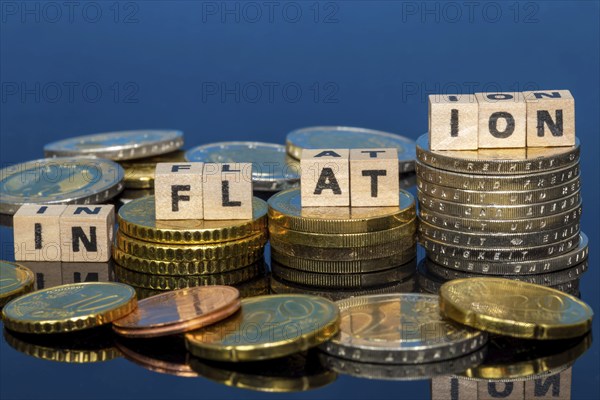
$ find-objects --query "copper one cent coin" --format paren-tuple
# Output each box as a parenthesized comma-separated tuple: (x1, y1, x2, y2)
(112, 286, 241, 338)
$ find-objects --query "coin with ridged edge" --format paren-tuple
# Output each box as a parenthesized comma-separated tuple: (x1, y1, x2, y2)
(118, 196, 267, 244)
(1, 261, 35, 307)
(1, 282, 137, 334)
(320, 293, 487, 364)
(120, 150, 186, 189)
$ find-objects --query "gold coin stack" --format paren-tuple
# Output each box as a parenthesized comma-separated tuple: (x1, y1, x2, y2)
(267, 188, 417, 296)
(112, 195, 269, 295)
(415, 134, 588, 294)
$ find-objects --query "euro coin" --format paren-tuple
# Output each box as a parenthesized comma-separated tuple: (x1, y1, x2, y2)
(320, 293, 487, 364)
(120, 150, 186, 189)
(286, 126, 416, 172)
(185, 142, 300, 192)
(44, 130, 184, 160)
(185, 294, 339, 361)
(0, 261, 35, 307)
(2, 282, 137, 334)
(0, 157, 124, 214)
(439, 278, 594, 339)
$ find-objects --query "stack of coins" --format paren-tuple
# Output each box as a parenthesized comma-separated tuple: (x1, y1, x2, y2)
(112, 195, 269, 294)
(268, 188, 417, 297)
(415, 134, 587, 294)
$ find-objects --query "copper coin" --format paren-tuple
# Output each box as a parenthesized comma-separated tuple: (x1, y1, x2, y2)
(112, 286, 241, 338)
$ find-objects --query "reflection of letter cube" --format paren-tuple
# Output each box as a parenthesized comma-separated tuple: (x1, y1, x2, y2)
(350, 149, 399, 207)
(428, 94, 478, 150)
(14, 205, 67, 262)
(203, 163, 253, 220)
(60, 205, 114, 262)
(155, 163, 204, 220)
(301, 149, 350, 207)
(475, 92, 526, 149)
(62, 262, 111, 284)
(524, 90, 575, 147)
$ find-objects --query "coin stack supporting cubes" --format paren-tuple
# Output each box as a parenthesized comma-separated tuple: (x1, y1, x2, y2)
(267, 188, 418, 299)
(415, 134, 588, 295)
(111, 195, 269, 298)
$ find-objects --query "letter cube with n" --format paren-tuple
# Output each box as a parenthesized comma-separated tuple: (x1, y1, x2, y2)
(524, 90, 575, 147)
(203, 163, 253, 220)
(155, 163, 204, 220)
(350, 149, 399, 207)
(475, 92, 527, 148)
(428, 94, 478, 150)
(13, 205, 67, 262)
(60, 205, 115, 262)
(301, 149, 350, 207)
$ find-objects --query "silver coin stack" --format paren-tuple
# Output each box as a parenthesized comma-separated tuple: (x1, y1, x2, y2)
(414, 134, 588, 295)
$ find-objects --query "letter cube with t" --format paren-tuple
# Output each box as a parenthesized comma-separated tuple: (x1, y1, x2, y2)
(475, 92, 527, 149)
(350, 149, 400, 207)
(13, 205, 67, 262)
(60, 205, 115, 262)
(155, 163, 204, 220)
(203, 163, 253, 220)
(428, 94, 478, 150)
(524, 90, 575, 147)
(301, 149, 350, 207)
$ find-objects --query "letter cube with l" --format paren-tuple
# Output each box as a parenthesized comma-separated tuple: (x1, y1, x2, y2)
(524, 90, 575, 147)
(350, 149, 400, 207)
(475, 92, 527, 149)
(60, 205, 115, 262)
(428, 94, 478, 150)
(203, 163, 253, 220)
(155, 163, 204, 220)
(13, 205, 67, 262)
(301, 149, 350, 207)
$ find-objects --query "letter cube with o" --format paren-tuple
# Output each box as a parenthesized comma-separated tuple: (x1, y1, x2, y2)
(13, 205, 67, 262)
(301, 149, 350, 207)
(60, 205, 115, 262)
(428, 94, 478, 150)
(524, 90, 575, 147)
(475, 92, 527, 149)
(203, 163, 253, 220)
(155, 163, 204, 220)
(350, 149, 400, 207)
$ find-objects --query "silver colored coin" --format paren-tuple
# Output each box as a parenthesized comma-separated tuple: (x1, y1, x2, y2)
(44, 130, 184, 161)
(416, 161, 579, 192)
(418, 206, 582, 234)
(416, 134, 580, 175)
(185, 142, 300, 192)
(0, 157, 124, 215)
(320, 293, 488, 364)
(418, 190, 581, 220)
(286, 126, 416, 172)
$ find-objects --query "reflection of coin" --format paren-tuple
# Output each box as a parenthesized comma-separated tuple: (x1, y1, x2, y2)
(120, 150, 186, 189)
(0, 261, 35, 307)
(320, 293, 487, 364)
(44, 130, 184, 160)
(185, 142, 300, 192)
(0, 157, 124, 214)
(185, 294, 339, 361)
(286, 126, 416, 172)
(439, 278, 594, 339)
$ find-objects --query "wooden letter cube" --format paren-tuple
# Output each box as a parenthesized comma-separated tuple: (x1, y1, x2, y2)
(13, 205, 66, 262)
(428, 94, 478, 150)
(60, 205, 115, 262)
(524, 89, 575, 147)
(476, 92, 527, 148)
(350, 148, 400, 207)
(203, 163, 253, 220)
(300, 149, 350, 207)
(155, 162, 204, 220)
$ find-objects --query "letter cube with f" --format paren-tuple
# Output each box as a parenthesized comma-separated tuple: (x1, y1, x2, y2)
(60, 205, 115, 262)
(155, 163, 204, 220)
(350, 149, 400, 207)
(301, 149, 350, 207)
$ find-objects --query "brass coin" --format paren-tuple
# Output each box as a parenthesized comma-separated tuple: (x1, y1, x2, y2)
(439, 278, 594, 339)
(268, 188, 415, 234)
(185, 294, 340, 362)
(120, 150, 186, 189)
(0, 261, 35, 307)
(118, 195, 268, 244)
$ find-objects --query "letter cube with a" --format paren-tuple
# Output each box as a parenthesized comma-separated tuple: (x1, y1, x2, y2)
(524, 90, 575, 147)
(13, 205, 66, 262)
(428, 94, 478, 150)
(155, 163, 204, 220)
(203, 163, 253, 220)
(60, 205, 115, 262)
(301, 149, 350, 207)
(475, 92, 526, 149)
(350, 149, 400, 207)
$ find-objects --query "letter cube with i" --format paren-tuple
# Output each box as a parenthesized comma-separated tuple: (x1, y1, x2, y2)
(428, 94, 478, 150)
(301, 149, 350, 207)
(475, 92, 527, 149)
(350, 149, 400, 207)
(13, 205, 67, 262)
(155, 163, 204, 220)
(60, 205, 115, 262)
(524, 90, 575, 147)
(203, 163, 253, 220)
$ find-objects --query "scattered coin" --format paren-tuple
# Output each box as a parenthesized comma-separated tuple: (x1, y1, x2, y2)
(0, 261, 35, 307)
(120, 150, 186, 189)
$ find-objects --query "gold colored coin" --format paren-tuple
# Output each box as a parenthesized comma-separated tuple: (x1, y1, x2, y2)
(439, 278, 593, 339)
(185, 294, 340, 361)
(1, 282, 137, 334)
(120, 150, 186, 189)
(0, 261, 35, 307)
(268, 188, 415, 234)
(118, 195, 268, 244)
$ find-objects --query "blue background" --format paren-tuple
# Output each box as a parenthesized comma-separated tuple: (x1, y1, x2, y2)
(1, 1, 599, 399)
